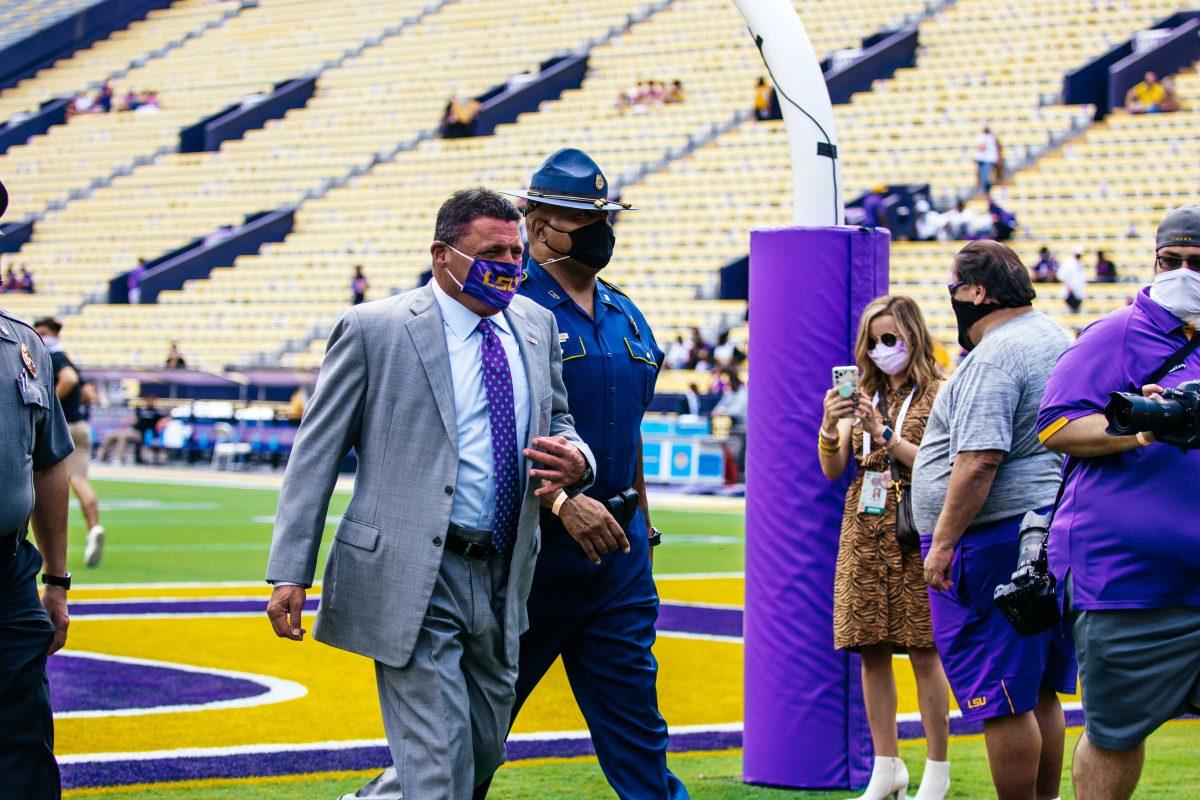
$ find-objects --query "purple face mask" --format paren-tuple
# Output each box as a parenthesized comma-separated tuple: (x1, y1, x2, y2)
(444, 244, 523, 311)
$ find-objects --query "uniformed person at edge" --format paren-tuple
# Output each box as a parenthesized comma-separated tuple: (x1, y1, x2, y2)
(0, 170, 76, 800)
(476, 149, 688, 800)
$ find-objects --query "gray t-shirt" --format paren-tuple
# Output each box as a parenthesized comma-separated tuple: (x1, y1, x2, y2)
(912, 310, 1070, 533)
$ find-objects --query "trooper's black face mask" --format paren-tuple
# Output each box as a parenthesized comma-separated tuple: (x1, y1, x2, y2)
(543, 218, 616, 270)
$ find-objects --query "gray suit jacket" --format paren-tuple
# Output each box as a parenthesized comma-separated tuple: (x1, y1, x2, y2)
(266, 285, 593, 668)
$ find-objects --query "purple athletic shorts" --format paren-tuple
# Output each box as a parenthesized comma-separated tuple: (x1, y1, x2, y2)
(921, 513, 1077, 724)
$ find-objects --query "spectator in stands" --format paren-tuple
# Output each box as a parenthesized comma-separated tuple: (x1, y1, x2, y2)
(135, 91, 161, 113)
(988, 198, 1016, 242)
(441, 93, 480, 139)
(121, 89, 139, 111)
(707, 368, 730, 397)
(944, 201, 973, 240)
(753, 77, 776, 121)
(615, 91, 633, 114)
(819, 295, 950, 800)
(165, 342, 187, 370)
(647, 81, 665, 105)
(666, 79, 684, 104)
(127, 258, 147, 305)
(863, 185, 889, 230)
(665, 334, 691, 369)
(973, 126, 1002, 192)
(350, 265, 369, 305)
(1031, 246, 1059, 283)
(97, 81, 114, 113)
(1060, 246, 1087, 314)
(914, 199, 946, 242)
(68, 91, 98, 118)
(0, 266, 15, 293)
(686, 326, 709, 367)
(711, 370, 746, 424)
(712, 330, 745, 368)
(683, 382, 701, 416)
(633, 80, 650, 104)
(1161, 75, 1182, 112)
(1125, 71, 1166, 114)
(1095, 250, 1118, 283)
(17, 267, 34, 293)
(916, 241, 1074, 800)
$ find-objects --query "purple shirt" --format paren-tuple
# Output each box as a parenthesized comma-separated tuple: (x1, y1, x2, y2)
(1036, 287, 1200, 610)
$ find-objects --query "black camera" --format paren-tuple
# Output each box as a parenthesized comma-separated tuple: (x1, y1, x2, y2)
(1105, 379, 1200, 451)
(994, 510, 1061, 636)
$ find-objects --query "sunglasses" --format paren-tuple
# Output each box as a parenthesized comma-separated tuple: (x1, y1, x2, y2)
(1157, 254, 1200, 272)
(868, 332, 902, 350)
(947, 280, 966, 297)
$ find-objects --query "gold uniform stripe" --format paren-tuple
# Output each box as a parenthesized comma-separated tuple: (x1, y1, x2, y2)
(1037, 416, 1071, 444)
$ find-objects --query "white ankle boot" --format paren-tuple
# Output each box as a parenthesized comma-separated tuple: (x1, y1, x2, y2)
(913, 759, 950, 800)
(848, 756, 908, 800)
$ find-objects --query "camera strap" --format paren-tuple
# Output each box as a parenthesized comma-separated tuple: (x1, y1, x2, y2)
(1144, 332, 1200, 386)
(1051, 333, 1200, 523)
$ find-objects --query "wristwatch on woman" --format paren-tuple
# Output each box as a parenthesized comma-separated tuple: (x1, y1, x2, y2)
(880, 426, 895, 447)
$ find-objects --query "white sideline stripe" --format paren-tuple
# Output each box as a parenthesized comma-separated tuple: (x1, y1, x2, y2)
(657, 631, 743, 644)
(662, 600, 742, 610)
(59, 723, 746, 765)
(654, 571, 744, 581)
(53, 650, 307, 719)
(72, 612, 268, 621)
(71, 596, 268, 605)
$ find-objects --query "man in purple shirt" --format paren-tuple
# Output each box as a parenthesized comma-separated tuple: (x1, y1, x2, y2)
(127, 259, 147, 305)
(1038, 205, 1200, 800)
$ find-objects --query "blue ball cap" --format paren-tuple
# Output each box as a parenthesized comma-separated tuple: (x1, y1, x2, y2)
(502, 148, 636, 211)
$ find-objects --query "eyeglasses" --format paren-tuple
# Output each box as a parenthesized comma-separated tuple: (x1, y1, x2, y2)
(868, 332, 902, 350)
(1156, 254, 1200, 272)
(947, 280, 966, 297)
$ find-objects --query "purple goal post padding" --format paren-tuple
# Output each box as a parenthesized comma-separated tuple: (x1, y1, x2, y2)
(744, 226, 890, 789)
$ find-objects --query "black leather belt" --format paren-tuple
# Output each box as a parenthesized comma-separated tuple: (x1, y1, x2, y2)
(445, 523, 500, 560)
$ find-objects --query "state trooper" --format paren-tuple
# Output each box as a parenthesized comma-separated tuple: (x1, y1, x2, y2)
(0, 177, 75, 799)
(477, 149, 688, 799)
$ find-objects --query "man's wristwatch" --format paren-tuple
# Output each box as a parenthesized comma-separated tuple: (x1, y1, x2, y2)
(564, 463, 593, 498)
(42, 572, 71, 590)
(648, 527, 662, 548)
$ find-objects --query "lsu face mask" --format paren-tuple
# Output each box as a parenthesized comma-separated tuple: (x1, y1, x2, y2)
(444, 244, 523, 311)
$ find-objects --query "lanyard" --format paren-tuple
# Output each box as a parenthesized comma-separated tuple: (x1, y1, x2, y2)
(863, 386, 916, 459)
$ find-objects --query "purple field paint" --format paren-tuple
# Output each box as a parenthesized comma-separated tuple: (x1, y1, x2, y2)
(655, 603, 742, 638)
(48, 653, 267, 713)
(744, 226, 889, 790)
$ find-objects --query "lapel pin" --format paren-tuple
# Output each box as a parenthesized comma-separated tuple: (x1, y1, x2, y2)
(527, 335, 538, 346)
(558, 332, 569, 343)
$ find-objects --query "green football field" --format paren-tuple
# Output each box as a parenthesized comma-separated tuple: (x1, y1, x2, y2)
(64, 479, 744, 583)
(60, 477, 1199, 799)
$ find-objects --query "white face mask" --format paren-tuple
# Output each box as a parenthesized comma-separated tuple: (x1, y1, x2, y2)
(1150, 268, 1200, 325)
(868, 340, 910, 376)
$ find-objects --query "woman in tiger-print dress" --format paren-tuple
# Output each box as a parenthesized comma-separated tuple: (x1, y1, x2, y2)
(818, 296, 952, 800)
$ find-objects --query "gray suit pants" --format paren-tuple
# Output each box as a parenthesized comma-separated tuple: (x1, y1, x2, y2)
(343, 549, 516, 800)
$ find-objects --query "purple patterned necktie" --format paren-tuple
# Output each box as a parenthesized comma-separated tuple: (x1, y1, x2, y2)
(477, 317, 519, 553)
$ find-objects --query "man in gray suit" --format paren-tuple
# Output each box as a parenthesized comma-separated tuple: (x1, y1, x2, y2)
(265, 187, 594, 800)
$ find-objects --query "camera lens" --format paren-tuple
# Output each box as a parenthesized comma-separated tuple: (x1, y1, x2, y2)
(1105, 392, 1187, 437)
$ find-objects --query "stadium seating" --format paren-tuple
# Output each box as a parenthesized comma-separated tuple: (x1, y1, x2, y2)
(614, 0, 1188, 361)
(0, 0, 100, 53)
(0, 0, 237, 125)
(25, 0, 933, 370)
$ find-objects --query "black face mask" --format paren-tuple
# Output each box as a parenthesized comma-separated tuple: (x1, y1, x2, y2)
(543, 218, 616, 270)
(951, 299, 1004, 352)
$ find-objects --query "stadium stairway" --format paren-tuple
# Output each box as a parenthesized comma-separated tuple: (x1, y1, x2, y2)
(610, 0, 1191, 381)
(0, 0, 249, 137)
(50, 0, 940, 372)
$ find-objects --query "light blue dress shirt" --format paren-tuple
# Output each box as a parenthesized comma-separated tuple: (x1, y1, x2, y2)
(431, 278, 530, 531)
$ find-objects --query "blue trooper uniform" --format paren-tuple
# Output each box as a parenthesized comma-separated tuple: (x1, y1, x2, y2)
(0, 307, 74, 800)
(490, 149, 688, 800)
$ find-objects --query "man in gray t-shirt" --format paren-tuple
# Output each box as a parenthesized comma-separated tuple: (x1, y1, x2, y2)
(912, 311, 1069, 532)
(913, 241, 1076, 800)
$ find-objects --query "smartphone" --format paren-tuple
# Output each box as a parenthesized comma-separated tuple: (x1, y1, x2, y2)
(832, 366, 860, 418)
